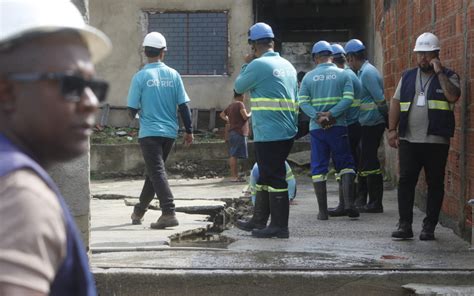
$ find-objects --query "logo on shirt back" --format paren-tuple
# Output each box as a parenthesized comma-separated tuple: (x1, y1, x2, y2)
(273, 68, 295, 78)
(146, 79, 174, 87)
(313, 73, 337, 81)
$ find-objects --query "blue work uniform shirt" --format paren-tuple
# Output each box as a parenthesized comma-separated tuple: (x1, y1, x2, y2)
(234, 51, 298, 142)
(127, 62, 190, 139)
(344, 65, 362, 125)
(358, 61, 385, 126)
(298, 63, 354, 131)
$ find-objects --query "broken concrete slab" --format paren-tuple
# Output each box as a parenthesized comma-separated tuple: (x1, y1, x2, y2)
(287, 150, 311, 166)
(92, 177, 247, 202)
(123, 198, 225, 215)
(91, 200, 212, 250)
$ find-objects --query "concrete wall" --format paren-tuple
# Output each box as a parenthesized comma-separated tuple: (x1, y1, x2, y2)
(90, 141, 311, 179)
(48, 154, 91, 248)
(281, 42, 314, 74)
(89, 0, 253, 111)
(375, 0, 474, 241)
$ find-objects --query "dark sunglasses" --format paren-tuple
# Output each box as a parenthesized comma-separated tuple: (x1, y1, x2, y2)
(6, 72, 109, 103)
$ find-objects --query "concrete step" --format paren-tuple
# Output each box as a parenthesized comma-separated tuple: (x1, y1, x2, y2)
(93, 267, 474, 296)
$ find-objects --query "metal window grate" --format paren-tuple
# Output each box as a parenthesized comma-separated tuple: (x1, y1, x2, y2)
(148, 12, 228, 75)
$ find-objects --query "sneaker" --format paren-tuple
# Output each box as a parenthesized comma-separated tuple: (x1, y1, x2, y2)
(391, 223, 413, 240)
(131, 211, 144, 225)
(150, 213, 179, 229)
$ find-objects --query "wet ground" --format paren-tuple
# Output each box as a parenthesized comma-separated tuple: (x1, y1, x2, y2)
(90, 176, 473, 271)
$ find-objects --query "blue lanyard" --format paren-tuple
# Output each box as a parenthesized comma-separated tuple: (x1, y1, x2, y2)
(419, 71, 434, 94)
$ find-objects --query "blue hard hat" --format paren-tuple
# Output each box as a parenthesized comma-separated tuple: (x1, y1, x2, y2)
(312, 41, 333, 54)
(248, 22, 274, 41)
(344, 39, 365, 53)
(331, 44, 346, 55)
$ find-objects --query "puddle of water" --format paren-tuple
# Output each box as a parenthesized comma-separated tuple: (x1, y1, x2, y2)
(170, 233, 235, 249)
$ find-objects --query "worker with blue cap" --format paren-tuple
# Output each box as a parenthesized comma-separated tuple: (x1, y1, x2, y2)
(345, 39, 386, 214)
(299, 41, 358, 221)
(327, 44, 363, 217)
(234, 22, 298, 238)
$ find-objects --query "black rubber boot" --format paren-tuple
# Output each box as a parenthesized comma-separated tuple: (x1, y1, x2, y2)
(328, 180, 346, 217)
(313, 181, 328, 220)
(235, 190, 270, 231)
(391, 221, 414, 240)
(355, 175, 368, 210)
(364, 174, 384, 213)
(252, 191, 289, 238)
(341, 173, 359, 218)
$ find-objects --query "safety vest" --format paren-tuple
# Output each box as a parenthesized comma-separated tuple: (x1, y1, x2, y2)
(399, 67, 455, 138)
(0, 134, 96, 296)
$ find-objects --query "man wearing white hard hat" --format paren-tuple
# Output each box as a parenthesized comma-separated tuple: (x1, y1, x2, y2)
(127, 32, 194, 229)
(388, 32, 461, 241)
(0, 0, 111, 295)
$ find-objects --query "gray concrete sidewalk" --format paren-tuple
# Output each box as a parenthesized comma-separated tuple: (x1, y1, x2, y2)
(90, 176, 474, 295)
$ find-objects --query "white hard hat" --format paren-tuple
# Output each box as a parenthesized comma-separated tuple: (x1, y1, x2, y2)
(143, 32, 167, 50)
(0, 0, 112, 63)
(413, 32, 440, 52)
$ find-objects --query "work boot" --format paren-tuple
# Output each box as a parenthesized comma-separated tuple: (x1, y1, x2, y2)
(419, 221, 436, 241)
(363, 174, 384, 213)
(328, 180, 346, 217)
(131, 205, 147, 225)
(150, 212, 179, 229)
(355, 175, 368, 210)
(313, 181, 328, 220)
(391, 222, 413, 240)
(235, 190, 270, 231)
(341, 173, 359, 218)
(252, 191, 289, 238)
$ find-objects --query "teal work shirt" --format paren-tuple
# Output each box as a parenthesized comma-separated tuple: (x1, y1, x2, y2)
(358, 61, 385, 126)
(234, 51, 298, 142)
(298, 63, 354, 131)
(127, 62, 190, 139)
(344, 66, 362, 125)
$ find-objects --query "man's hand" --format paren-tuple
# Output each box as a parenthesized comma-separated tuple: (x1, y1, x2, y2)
(430, 58, 443, 74)
(387, 130, 399, 149)
(316, 112, 336, 129)
(184, 133, 194, 147)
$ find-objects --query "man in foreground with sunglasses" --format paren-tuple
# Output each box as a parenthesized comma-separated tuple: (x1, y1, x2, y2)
(0, 0, 111, 295)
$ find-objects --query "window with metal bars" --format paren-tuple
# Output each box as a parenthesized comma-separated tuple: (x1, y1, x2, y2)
(147, 11, 228, 75)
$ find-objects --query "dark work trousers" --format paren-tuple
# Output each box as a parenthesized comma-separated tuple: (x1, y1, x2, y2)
(137, 136, 176, 214)
(398, 140, 449, 227)
(359, 123, 385, 174)
(254, 138, 294, 190)
(347, 122, 362, 170)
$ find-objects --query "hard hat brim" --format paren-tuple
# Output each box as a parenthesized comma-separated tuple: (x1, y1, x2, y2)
(1, 25, 112, 64)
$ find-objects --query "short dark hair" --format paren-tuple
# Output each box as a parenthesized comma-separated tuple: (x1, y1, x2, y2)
(233, 90, 243, 98)
(144, 46, 163, 58)
(333, 55, 346, 65)
(312, 51, 332, 59)
(346, 50, 366, 61)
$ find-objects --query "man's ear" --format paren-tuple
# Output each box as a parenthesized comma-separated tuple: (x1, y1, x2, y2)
(0, 79, 15, 112)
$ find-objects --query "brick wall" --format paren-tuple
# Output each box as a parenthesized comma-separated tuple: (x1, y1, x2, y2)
(376, 0, 473, 240)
